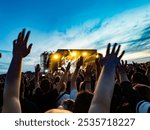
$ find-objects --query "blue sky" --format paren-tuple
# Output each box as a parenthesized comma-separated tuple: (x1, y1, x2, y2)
(0, 0, 150, 74)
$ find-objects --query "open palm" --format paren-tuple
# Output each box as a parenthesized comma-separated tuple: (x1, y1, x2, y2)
(13, 29, 32, 58)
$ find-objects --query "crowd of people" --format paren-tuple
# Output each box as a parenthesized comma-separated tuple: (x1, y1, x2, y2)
(0, 29, 150, 113)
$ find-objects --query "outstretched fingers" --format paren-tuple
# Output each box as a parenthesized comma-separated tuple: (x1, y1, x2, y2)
(27, 43, 33, 53)
(106, 43, 125, 57)
(24, 31, 31, 45)
(125, 60, 127, 66)
(106, 43, 111, 56)
(119, 50, 125, 59)
(111, 43, 117, 54)
(112, 43, 125, 59)
(13, 29, 33, 58)
(66, 62, 71, 71)
(20, 29, 25, 42)
(17, 32, 22, 44)
(16, 29, 29, 45)
(13, 39, 17, 47)
(115, 44, 121, 56)
(121, 60, 124, 66)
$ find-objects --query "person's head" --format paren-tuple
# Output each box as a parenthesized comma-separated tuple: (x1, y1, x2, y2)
(79, 81, 86, 91)
(40, 78, 51, 93)
(62, 99, 75, 112)
(35, 87, 43, 96)
(73, 91, 93, 113)
(55, 76, 60, 83)
(134, 84, 150, 102)
(131, 72, 149, 85)
(79, 81, 91, 92)
(28, 79, 35, 91)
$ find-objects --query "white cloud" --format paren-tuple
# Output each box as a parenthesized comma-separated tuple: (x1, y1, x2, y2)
(1, 5, 150, 73)
(20, 5, 150, 71)
(123, 50, 150, 61)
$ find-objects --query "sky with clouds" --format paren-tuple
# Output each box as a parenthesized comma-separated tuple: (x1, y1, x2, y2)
(0, 0, 150, 74)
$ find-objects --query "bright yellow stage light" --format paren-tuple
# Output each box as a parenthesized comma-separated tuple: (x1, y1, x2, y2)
(96, 54, 99, 58)
(53, 54, 60, 60)
(82, 52, 88, 57)
(71, 51, 77, 57)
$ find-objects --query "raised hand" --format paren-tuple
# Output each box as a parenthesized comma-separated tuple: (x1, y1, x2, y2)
(85, 64, 93, 77)
(61, 67, 66, 72)
(76, 56, 83, 69)
(117, 60, 129, 83)
(132, 61, 140, 70)
(95, 57, 100, 67)
(118, 60, 127, 74)
(35, 64, 41, 73)
(2, 29, 33, 113)
(66, 62, 71, 71)
(89, 43, 125, 113)
(101, 43, 125, 66)
(13, 29, 32, 58)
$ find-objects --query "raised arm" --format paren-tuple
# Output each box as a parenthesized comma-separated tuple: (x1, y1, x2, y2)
(118, 61, 150, 112)
(32, 64, 41, 95)
(83, 64, 93, 91)
(2, 29, 32, 113)
(89, 43, 125, 113)
(71, 56, 83, 90)
(118, 60, 129, 82)
(57, 62, 71, 93)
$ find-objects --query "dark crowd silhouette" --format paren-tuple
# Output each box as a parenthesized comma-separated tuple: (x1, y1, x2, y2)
(0, 29, 150, 113)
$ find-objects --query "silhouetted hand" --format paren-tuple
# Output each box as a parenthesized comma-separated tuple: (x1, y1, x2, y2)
(13, 29, 32, 58)
(95, 57, 100, 66)
(118, 60, 129, 82)
(66, 62, 71, 71)
(0, 53, 2, 58)
(61, 67, 66, 72)
(85, 64, 93, 77)
(95, 57, 104, 68)
(101, 43, 125, 66)
(35, 64, 41, 73)
(132, 61, 141, 70)
(76, 56, 83, 69)
(118, 60, 127, 74)
(132, 61, 137, 66)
